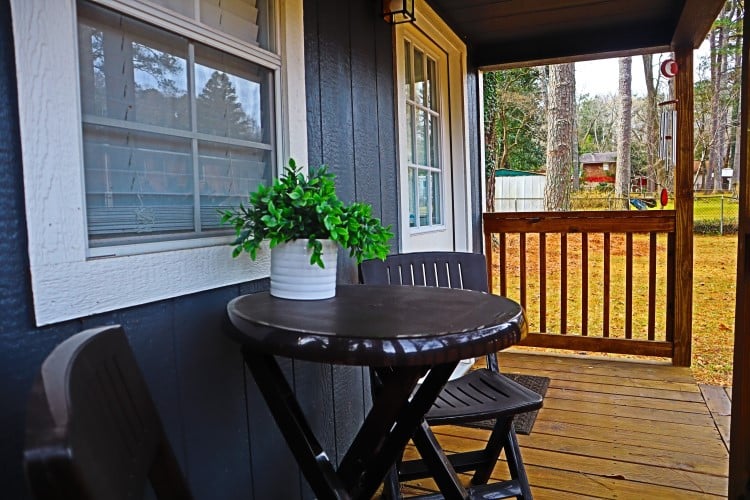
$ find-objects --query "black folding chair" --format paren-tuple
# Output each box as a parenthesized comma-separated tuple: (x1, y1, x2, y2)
(23, 325, 193, 500)
(361, 252, 542, 499)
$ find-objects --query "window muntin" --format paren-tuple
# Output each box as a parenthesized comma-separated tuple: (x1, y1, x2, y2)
(403, 39, 442, 229)
(78, 0, 274, 248)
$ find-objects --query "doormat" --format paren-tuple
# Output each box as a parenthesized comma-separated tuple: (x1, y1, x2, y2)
(460, 374, 550, 435)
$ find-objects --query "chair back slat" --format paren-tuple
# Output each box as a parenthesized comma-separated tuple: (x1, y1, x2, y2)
(361, 252, 496, 370)
(361, 252, 489, 293)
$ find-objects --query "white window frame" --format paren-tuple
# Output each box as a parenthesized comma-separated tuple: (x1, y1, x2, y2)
(10, 0, 308, 325)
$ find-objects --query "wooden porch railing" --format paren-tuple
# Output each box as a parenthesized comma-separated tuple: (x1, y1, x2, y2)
(483, 210, 678, 360)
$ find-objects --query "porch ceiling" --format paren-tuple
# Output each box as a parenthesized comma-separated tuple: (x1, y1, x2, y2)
(424, 0, 725, 69)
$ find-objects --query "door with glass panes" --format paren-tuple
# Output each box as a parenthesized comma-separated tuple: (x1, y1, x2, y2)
(395, 25, 455, 252)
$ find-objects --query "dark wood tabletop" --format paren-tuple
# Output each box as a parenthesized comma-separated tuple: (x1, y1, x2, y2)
(226, 284, 527, 367)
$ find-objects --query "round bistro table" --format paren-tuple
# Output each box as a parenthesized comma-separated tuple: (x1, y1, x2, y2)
(226, 284, 527, 499)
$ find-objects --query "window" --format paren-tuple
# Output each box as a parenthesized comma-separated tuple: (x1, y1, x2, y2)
(10, 0, 307, 325)
(403, 39, 443, 229)
(78, 1, 275, 249)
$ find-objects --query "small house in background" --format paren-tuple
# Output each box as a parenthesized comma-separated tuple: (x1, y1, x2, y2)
(493, 169, 546, 211)
(580, 152, 617, 187)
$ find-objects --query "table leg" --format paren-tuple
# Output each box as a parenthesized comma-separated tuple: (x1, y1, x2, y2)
(339, 362, 458, 499)
(411, 420, 469, 500)
(243, 348, 349, 499)
(245, 346, 460, 500)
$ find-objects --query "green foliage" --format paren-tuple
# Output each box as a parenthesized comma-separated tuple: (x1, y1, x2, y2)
(220, 159, 393, 268)
(483, 68, 545, 175)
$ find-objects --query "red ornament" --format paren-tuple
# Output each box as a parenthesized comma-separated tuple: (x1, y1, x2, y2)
(660, 188, 669, 207)
(660, 59, 678, 78)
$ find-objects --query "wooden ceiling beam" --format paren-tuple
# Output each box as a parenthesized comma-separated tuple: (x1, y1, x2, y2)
(671, 0, 725, 49)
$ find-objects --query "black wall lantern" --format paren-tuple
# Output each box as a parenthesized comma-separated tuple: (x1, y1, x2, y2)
(382, 0, 415, 24)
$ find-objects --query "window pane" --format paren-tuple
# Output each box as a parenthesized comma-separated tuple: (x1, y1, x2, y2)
(198, 141, 271, 230)
(416, 109, 428, 166)
(78, 1, 190, 130)
(427, 57, 437, 111)
(151, 0, 195, 17)
(431, 171, 442, 224)
(430, 114, 439, 168)
(406, 104, 415, 163)
(404, 40, 412, 100)
(195, 44, 272, 143)
(414, 48, 425, 106)
(418, 170, 428, 226)
(408, 167, 417, 227)
(200, 0, 260, 46)
(83, 124, 194, 244)
(77, 0, 277, 249)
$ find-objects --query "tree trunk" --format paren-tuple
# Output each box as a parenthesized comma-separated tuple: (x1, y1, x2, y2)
(485, 109, 499, 212)
(572, 75, 580, 192)
(709, 17, 727, 192)
(642, 54, 660, 192)
(544, 63, 575, 211)
(615, 57, 632, 209)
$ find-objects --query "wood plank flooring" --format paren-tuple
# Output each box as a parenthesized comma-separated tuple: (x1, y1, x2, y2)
(396, 350, 729, 499)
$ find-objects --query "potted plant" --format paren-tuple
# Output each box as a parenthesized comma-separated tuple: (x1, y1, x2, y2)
(221, 159, 393, 299)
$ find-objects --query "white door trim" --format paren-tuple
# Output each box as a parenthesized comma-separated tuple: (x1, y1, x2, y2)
(394, 0, 471, 252)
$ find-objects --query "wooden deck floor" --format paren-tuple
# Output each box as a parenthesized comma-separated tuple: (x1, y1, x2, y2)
(399, 350, 730, 499)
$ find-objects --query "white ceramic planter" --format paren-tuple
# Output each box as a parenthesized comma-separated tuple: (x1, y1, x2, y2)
(270, 239, 338, 300)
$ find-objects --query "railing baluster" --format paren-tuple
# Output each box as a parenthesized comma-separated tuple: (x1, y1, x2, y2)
(581, 233, 589, 337)
(666, 232, 676, 343)
(625, 233, 633, 339)
(561, 233, 568, 335)
(603, 232, 611, 338)
(648, 233, 657, 341)
(539, 233, 547, 333)
(520, 233, 527, 311)
(484, 229, 493, 292)
(499, 233, 507, 297)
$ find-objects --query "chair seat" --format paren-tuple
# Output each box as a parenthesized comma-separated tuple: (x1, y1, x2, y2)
(427, 369, 543, 425)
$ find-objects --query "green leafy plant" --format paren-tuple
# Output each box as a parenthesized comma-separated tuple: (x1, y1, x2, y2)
(221, 158, 393, 268)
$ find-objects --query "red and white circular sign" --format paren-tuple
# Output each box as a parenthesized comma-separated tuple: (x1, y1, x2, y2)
(660, 59, 678, 78)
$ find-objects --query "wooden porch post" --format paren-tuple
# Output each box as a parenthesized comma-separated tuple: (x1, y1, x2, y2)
(672, 46, 694, 367)
(729, 9, 750, 497)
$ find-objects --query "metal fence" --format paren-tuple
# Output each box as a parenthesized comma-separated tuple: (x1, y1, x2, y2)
(493, 194, 739, 235)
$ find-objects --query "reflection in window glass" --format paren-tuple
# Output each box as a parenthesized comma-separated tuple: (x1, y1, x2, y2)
(408, 168, 417, 227)
(416, 109, 428, 165)
(406, 105, 415, 163)
(414, 48, 425, 106)
(198, 141, 270, 230)
(418, 170, 428, 226)
(431, 172, 442, 224)
(77, 0, 274, 247)
(427, 58, 436, 110)
(83, 125, 195, 239)
(403, 39, 443, 230)
(195, 45, 270, 142)
(78, 2, 190, 130)
(404, 40, 412, 100)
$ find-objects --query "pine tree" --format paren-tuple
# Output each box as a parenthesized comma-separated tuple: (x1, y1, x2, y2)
(197, 71, 252, 138)
(544, 63, 575, 211)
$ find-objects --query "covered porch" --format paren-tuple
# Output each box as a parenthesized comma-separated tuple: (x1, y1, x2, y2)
(419, 0, 746, 495)
(401, 351, 730, 498)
